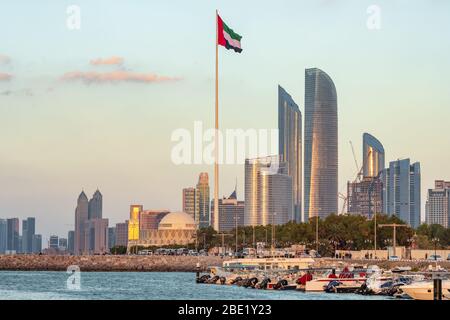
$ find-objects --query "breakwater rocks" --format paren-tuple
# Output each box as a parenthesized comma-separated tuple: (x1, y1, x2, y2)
(0, 255, 227, 272)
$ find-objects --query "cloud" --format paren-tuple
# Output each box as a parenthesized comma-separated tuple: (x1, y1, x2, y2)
(90, 56, 124, 66)
(61, 70, 181, 84)
(0, 54, 11, 65)
(0, 73, 12, 81)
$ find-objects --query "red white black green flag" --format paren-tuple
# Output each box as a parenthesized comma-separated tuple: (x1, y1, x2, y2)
(217, 14, 242, 53)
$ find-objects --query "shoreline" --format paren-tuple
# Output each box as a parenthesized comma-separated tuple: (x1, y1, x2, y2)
(0, 255, 226, 272)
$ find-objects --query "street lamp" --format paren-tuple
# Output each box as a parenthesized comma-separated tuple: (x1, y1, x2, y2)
(432, 237, 439, 261)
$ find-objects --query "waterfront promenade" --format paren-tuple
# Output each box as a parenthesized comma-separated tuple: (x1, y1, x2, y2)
(0, 255, 227, 272)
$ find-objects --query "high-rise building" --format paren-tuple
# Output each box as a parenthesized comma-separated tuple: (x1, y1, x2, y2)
(49, 235, 59, 249)
(115, 221, 129, 247)
(74, 191, 89, 255)
(304, 68, 338, 221)
(68, 230, 75, 254)
(425, 180, 450, 228)
(278, 85, 302, 222)
(244, 156, 293, 226)
(139, 210, 170, 231)
(197, 173, 210, 228)
(108, 227, 116, 250)
(6, 218, 19, 252)
(363, 133, 385, 178)
(347, 133, 385, 218)
(88, 189, 103, 220)
(84, 218, 109, 254)
(383, 159, 421, 228)
(0, 219, 7, 254)
(211, 189, 245, 232)
(182, 187, 199, 224)
(21, 217, 35, 254)
(31, 234, 42, 253)
(128, 205, 142, 249)
(58, 238, 68, 251)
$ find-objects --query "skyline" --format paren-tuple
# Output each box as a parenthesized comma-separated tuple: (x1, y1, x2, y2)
(1, 1, 450, 240)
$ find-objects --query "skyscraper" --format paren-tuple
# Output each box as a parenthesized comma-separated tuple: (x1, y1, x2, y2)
(49, 235, 59, 249)
(244, 156, 293, 226)
(88, 189, 103, 220)
(197, 173, 210, 228)
(6, 218, 19, 252)
(383, 159, 421, 228)
(21, 217, 35, 254)
(84, 218, 109, 254)
(128, 205, 142, 250)
(115, 221, 129, 247)
(211, 188, 245, 232)
(108, 227, 116, 250)
(425, 180, 450, 228)
(278, 85, 302, 222)
(304, 68, 338, 220)
(74, 191, 89, 255)
(363, 133, 385, 178)
(68, 230, 75, 254)
(31, 234, 42, 253)
(0, 219, 7, 254)
(182, 187, 199, 224)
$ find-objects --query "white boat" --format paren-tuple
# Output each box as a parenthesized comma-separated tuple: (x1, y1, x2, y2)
(223, 257, 315, 271)
(401, 280, 450, 300)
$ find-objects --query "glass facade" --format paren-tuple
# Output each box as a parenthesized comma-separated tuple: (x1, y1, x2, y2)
(278, 85, 302, 222)
(363, 133, 385, 178)
(197, 172, 210, 228)
(244, 156, 293, 226)
(304, 68, 338, 220)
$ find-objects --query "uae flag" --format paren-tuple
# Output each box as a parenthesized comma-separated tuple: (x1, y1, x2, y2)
(217, 14, 242, 53)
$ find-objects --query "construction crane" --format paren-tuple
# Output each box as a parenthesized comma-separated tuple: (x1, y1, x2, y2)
(378, 223, 409, 257)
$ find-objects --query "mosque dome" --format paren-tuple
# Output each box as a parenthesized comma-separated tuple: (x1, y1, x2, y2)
(158, 212, 196, 231)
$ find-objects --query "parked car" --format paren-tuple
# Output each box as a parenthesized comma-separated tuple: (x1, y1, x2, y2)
(388, 255, 400, 261)
(428, 254, 443, 261)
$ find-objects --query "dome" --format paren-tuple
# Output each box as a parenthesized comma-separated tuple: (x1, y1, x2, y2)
(158, 212, 196, 231)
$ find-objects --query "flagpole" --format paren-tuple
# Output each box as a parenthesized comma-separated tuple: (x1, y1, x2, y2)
(214, 9, 220, 232)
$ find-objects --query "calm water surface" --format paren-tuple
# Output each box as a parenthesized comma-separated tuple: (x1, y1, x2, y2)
(0, 271, 391, 300)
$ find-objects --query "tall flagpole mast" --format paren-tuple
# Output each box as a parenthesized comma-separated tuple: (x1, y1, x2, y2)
(214, 9, 220, 232)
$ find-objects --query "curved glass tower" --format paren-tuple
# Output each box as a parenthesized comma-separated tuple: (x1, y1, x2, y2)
(304, 68, 338, 220)
(362, 133, 385, 177)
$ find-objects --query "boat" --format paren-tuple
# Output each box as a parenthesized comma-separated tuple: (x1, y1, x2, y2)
(400, 280, 450, 300)
(304, 266, 368, 292)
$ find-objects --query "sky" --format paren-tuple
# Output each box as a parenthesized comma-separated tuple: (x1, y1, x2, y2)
(1, 0, 449, 243)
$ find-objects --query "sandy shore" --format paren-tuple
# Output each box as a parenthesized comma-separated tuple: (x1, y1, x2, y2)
(0, 255, 227, 272)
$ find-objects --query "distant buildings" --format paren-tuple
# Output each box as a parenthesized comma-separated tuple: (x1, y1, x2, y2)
(6, 218, 19, 253)
(49, 235, 59, 249)
(115, 221, 129, 247)
(244, 156, 293, 226)
(58, 238, 68, 251)
(140, 210, 170, 231)
(425, 180, 450, 228)
(278, 85, 302, 222)
(197, 173, 210, 228)
(0, 219, 7, 254)
(182, 187, 199, 223)
(383, 159, 421, 228)
(304, 68, 338, 221)
(108, 227, 116, 250)
(127, 205, 142, 248)
(347, 133, 385, 218)
(31, 234, 42, 253)
(74, 189, 109, 255)
(68, 230, 75, 254)
(211, 189, 245, 232)
(21, 217, 36, 254)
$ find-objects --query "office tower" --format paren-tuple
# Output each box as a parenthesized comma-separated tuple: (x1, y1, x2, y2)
(211, 189, 245, 232)
(31, 234, 42, 253)
(425, 180, 450, 228)
(139, 210, 170, 231)
(244, 156, 293, 226)
(304, 68, 338, 221)
(21, 217, 35, 254)
(197, 173, 210, 228)
(68, 230, 75, 254)
(108, 227, 116, 250)
(115, 221, 129, 247)
(18, 236, 23, 253)
(0, 219, 7, 254)
(58, 238, 68, 251)
(49, 235, 59, 249)
(84, 218, 109, 254)
(128, 205, 142, 248)
(6, 218, 19, 252)
(363, 133, 385, 177)
(74, 191, 89, 255)
(182, 187, 199, 224)
(88, 189, 103, 220)
(278, 85, 302, 222)
(347, 133, 385, 218)
(383, 159, 421, 228)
